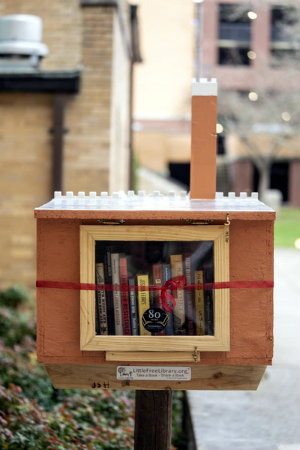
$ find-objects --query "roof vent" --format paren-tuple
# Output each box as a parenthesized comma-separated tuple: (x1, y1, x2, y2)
(0, 14, 48, 71)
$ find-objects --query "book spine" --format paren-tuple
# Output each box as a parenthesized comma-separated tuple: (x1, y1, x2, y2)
(128, 277, 139, 335)
(170, 254, 186, 335)
(204, 288, 214, 336)
(194, 270, 205, 335)
(119, 257, 131, 335)
(137, 274, 151, 336)
(104, 249, 115, 335)
(152, 264, 163, 308)
(152, 263, 165, 335)
(111, 253, 123, 335)
(163, 264, 174, 335)
(184, 256, 194, 335)
(95, 263, 108, 335)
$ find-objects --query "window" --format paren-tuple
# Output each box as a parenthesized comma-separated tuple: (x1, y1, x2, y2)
(218, 3, 252, 66)
(80, 225, 230, 355)
(270, 5, 300, 65)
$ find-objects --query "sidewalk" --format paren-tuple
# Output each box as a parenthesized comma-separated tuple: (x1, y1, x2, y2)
(187, 249, 300, 450)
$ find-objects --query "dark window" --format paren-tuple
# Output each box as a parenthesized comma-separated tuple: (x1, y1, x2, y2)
(270, 5, 299, 65)
(218, 3, 252, 66)
(219, 47, 250, 65)
(168, 163, 190, 189)
(252, 161, 289, 202)
(217, 134, 226, 155)
(271, 6, 297, 42)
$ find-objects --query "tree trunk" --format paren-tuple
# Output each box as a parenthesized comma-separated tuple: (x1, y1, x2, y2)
(134, 390, 172, 450)
(258, 163, 271, 199)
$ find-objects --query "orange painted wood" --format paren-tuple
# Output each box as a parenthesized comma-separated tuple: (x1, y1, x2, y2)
(190, 96, 217, 199)
(34, 207, 275, 221)
(36, 216, 274, 366)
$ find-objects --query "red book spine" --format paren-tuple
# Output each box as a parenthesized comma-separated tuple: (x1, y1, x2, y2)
(119, 257, 131, 335)
(153, 263, 165, 336)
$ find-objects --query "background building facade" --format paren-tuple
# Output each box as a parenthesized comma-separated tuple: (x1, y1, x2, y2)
(0, 0, 137, 287)
(133, 0, 299, 205)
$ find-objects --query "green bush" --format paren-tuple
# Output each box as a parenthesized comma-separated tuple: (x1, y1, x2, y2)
(0, 284, 185, 449)
(0, 285, 30, 308)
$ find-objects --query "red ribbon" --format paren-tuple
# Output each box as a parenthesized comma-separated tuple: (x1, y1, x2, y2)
(36, 279, 274, 313)
(161, 276, 186, 312)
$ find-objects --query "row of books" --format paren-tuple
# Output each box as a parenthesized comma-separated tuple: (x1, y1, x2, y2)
(95, 250, 214, 336)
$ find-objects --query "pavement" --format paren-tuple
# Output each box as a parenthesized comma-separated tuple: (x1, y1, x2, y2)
(187, 248, 300, 450)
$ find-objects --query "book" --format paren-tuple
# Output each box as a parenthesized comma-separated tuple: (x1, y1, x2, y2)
(128, 277, 139, 335)
(137, 274, 151, 336)
(170, 254, 186, 335)
(204, 290, 214, 335)
(163, 263, 174, 335)
(95, 262, 108, 335)
(184, 256, 194, 335)
(119, 256, 131, 335)
(152, 263, 165, 335)
(194, 270, 205, 335)
(152, 263, 163, 308)
(104, 247, 115, 335)
(111, 253, 123, 335)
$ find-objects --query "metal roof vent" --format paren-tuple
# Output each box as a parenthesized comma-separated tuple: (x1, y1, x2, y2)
(0, 14, 49, 71)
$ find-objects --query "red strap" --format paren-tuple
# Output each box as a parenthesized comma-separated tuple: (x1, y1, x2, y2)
(36, 279, 274, 291)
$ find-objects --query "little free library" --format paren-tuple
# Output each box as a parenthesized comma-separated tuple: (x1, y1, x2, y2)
(35, 78, 275, 391)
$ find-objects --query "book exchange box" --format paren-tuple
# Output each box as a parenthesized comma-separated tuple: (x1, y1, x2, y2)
(35, 79, 275, 390)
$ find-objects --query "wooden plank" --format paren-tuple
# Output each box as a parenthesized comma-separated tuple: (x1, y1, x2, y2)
(80, 224, 226, 242)
(80, 226, 96, 348)
(45, 363, 267, 390)
(34, 207, 276, 221)
(106, 351, 200, 362)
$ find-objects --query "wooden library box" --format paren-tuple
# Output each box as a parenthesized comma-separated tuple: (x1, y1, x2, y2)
(35, 190, 274, 390)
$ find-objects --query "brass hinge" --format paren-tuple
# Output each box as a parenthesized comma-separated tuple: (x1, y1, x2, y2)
(186, 219, 214, 225)
(193, 347, 199, 362)
(98, 219, 125, 225)
(224, 213, 230, 243)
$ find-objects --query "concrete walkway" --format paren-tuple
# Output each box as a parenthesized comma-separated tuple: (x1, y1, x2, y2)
(187, 249, 300, 450)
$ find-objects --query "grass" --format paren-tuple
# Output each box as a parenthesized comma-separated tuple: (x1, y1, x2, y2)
(274, 207, 300, 248)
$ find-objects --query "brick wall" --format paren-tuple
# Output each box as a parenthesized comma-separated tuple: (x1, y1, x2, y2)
(0, 1, 131, 288)
(0, 94, 53, 287)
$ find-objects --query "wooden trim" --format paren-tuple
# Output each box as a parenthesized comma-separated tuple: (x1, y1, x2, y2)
(106, 351, 200, 362)
(34, 209, 276, 220)
(80, 225, 230, 353)
(45, 364, 266, 390)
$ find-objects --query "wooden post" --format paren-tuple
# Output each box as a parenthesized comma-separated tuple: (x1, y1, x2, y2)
(134, 390, 172, 450)
(190, 79, 217, 199)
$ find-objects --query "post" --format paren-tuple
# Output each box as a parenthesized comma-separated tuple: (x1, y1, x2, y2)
(190, 79, 217, 199)
(134, 390, 172, 450)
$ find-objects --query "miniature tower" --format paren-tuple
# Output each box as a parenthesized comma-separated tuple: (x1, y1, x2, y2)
(190, 78, 217, 199)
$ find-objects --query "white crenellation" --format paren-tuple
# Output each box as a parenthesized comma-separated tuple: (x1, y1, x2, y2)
(49, 190, 264, 210)
(192, 77, 217, 96)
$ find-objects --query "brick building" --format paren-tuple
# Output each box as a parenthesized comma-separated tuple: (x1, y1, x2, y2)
(0, 0, 140, 287)
(133, 0, 299, 206)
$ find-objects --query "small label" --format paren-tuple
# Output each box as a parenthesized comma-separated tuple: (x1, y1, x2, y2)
(142, 308, 168, 332)
(117, 366, 191, 381)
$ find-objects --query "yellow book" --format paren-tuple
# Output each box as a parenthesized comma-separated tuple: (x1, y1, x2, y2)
(137, 274, 151, 336)
(170, 254, 186, 334)
(195, 270, 205, 335)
